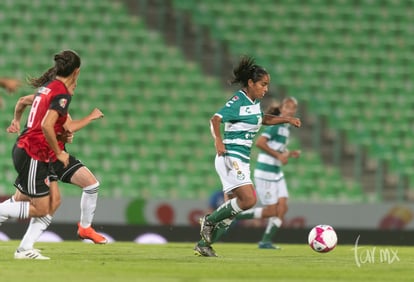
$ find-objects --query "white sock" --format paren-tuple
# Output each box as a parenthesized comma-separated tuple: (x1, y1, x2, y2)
(270, 217, 282, 228)
(18, 215, 52, 251)
(253, 207, 263, 219)
(229, 198, 243, 213)
(80, 182, 99, 228)
(2, 195, 15, 204)
(0, 202, 30, 221)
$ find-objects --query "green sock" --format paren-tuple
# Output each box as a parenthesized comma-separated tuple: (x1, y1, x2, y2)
(207, 198, 242, 224)
(196, 239, 210, 247)
(235, 209, 256, 220)
(211, 218, 233, 243)
(261, 217, 282, 242)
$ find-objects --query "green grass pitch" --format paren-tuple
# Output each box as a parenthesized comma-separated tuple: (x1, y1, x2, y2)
(0, 241, 412, 282)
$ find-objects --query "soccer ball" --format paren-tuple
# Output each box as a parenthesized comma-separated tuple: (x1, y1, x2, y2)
(308, 224, 337, 253)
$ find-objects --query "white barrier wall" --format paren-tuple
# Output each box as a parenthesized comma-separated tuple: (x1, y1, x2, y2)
(52, 198, 414, 230)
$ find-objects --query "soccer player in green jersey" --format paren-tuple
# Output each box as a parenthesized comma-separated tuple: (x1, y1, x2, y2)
(194, 56, 301, 257)
(235, 97, 301, 250)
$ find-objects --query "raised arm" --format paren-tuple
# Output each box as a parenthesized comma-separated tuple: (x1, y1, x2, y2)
(64, 108, 104, 132)
(255, 135, 289, 164)
(6, 94, 35, 133)
(262, 114, 301, 128)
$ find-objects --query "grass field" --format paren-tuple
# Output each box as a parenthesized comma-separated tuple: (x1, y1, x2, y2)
(0, 241, 412, 282)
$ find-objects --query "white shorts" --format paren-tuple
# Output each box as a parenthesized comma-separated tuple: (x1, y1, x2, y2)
(215, 155, 253, 194)
(254, 177, 289, 206)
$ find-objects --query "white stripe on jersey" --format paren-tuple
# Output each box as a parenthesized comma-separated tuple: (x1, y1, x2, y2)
(267, 139, 286, 152)
(257, 153, 282, 166)
(224, 121, 261, 132)
(223, 138, 254, 147)
(226, 150, 250, 160)
(254, 170, 284, 181)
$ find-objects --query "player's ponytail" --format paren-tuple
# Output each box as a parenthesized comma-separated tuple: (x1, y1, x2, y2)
(230, 56, 268, 87)
(28, 50, 81, 88)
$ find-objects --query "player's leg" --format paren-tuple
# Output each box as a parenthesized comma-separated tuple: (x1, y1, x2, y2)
(259, 179, 289, 249)
(258, 203, 282, 249)
(55, 155, 107, 244)
(0, 148, 54, 223)
(71, 167, 107, 244)
(15, 180, 59, 260)
(15, 165, 60, 260)
(200, 156, 256, 244)
(69, 166, 99, 228)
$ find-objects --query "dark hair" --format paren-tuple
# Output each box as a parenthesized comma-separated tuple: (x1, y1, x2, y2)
(230, 56, 268, 87)
(267, 106, 281, 116)
(29, 50, 81, 87)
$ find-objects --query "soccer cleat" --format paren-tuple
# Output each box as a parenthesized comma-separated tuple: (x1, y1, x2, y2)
(258, 241, 282, 250)
(194, 244, 218, 257)
(14, 249, 50, 260)
(77, 222, 108, 244)
(199, 215, 215, 244)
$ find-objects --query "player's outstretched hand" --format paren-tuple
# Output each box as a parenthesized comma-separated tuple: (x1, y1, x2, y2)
(6, 119, 20, 133)
(289, 117, 301, 128)
(90, 108, 104, 120)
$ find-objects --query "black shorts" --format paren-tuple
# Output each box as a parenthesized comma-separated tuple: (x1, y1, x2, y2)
(12, 145, 58, 198)
(52, 154, 84, 183)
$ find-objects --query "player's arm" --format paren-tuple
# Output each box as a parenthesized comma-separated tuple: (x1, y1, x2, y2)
(64, 108, 104, 132)
(42, 109, 69, 167)
(210, 114, 226, 156)
(0, 78, 21, 92)
(255, 135, 289, 164)
(6, 94, 35, 133)
(263, 114, 301, 127)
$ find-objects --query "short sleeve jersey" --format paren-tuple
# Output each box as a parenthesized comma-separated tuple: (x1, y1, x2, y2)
(215, 90, 263, 163)
(17, 80, 72, 162)
(254, 123, 290, 181)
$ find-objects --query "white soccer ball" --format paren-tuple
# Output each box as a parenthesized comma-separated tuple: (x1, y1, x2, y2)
(308, 224, 337, 253)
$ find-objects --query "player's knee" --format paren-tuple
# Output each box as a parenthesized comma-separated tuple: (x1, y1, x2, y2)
(31, 205, 50, 217)
(269, 205, 278, 216)
(241, 196, 256, 210)
(51, 196, 61, 212)
(280, 202, 288, 212)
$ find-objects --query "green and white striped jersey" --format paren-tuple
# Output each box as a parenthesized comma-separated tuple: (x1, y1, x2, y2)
(254, 123, 290, 181)
(215, 90, 263, 163)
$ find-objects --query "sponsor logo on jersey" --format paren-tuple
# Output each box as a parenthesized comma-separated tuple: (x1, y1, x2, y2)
(59, 98, 68, 108)
(239, 103, 261, 116)
(231, 95, 239, 101)
(38, 86, 51, 95)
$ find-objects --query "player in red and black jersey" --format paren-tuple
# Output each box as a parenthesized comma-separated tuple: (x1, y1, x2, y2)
(0, 50, 80, 259)
(7, 94, 107, 248)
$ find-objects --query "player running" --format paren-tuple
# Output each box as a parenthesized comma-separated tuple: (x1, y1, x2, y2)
(194, 56, 301, 257)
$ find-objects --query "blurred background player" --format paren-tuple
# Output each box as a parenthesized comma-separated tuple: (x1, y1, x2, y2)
(235, 97, 301, 249)
(194, 56, 301, 257)
(0, 77, 21, 92)
(0, 77, 21, 108)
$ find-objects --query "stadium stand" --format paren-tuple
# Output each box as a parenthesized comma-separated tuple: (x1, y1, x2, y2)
(172, 0, 414, 201)
(3, 0, 411, 202)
